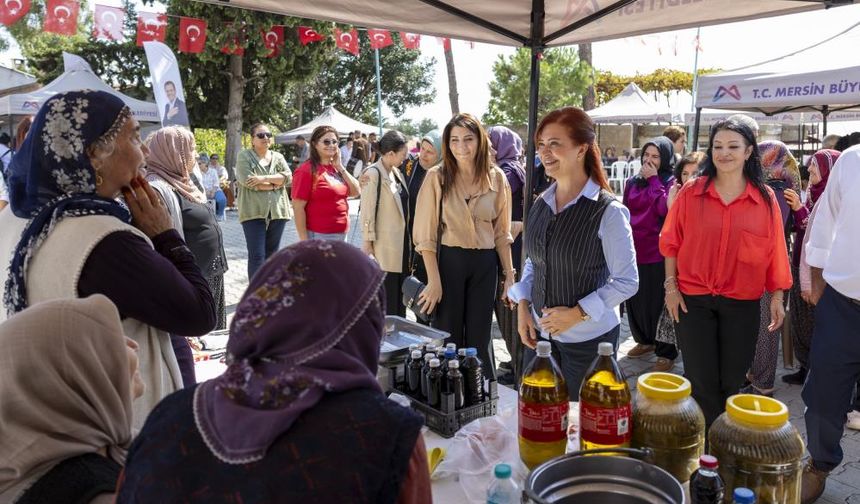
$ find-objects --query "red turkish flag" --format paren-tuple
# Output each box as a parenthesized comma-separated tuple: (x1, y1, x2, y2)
(43, 0, 79, 36)
(221, 24, 244, 55)
(0, 0, 30, 26)
(367, 29, 393, 50)
(437, 37, 451, 52)
(136, 12, 166, 46)
(262, 25, 284, 58)
(178, 17, 207, 53)
(297, 25, 323, 45)
(334, 28, 359, 56)
(93, 5, 124, 41)
(399, 32, 420, 50)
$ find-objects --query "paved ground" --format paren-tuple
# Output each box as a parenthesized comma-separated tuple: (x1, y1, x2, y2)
(214, 201, 860, 503)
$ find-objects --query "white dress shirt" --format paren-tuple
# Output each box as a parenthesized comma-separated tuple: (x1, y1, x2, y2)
(508, 178, 639, 343)
(806, 144, 860, 300)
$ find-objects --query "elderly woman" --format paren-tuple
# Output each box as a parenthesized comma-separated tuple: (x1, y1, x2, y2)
(145, 127, 229, 388)
(116, 241, 431, 504)
(402, 130, 443, 283)
(0, 91, 216, 429)
(0, 295, 141, 504)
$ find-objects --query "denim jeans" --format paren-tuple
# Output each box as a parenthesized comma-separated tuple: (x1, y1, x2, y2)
(242, 218, 288, 280)
(213, 190, 227, 220)
(307, 231, 346, 241)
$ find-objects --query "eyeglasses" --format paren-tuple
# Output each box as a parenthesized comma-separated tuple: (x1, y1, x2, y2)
(255, 132, 273, 139)
(321, 139, 339, 146)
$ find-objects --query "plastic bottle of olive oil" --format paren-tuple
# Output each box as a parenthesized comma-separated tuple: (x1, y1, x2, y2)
(519, 341, 569, 469)
(579, 342, 632, 451)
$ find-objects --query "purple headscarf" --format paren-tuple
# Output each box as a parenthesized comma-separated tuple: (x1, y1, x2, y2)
(487, 126, 525, 190)
(194, 240, 386, 463)
(809, 149, 840, 205)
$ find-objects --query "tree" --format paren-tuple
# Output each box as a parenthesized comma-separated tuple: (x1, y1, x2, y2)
(483, 47, 591, 126)
(386, 117, 417, 137)
(417, 118, 438, 135)
(578, 43, 596, 110)
(444, 45, 459, 115)
(595, 68, 721, 106)
(303, 33, 435, 125)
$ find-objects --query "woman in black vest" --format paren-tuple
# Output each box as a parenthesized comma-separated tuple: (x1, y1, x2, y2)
(413, 114, 515, 379)
(509, 107, 638, 399)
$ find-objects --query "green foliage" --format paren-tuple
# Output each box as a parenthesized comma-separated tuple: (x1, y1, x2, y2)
(303, 33, 436, 125)
(595, 67, 721, 106)
(193, 128, 227, 159)
(483, 47, 592, 127)
(417, 117, 438, 135)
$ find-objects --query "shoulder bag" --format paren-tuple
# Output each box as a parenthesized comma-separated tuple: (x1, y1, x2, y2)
(401, 190, 443, 324)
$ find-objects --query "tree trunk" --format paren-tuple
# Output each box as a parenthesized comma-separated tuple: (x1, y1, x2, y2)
(579, 43, 596, 110)
(224, 53, 245, 181)
(444, 47, 459, 115)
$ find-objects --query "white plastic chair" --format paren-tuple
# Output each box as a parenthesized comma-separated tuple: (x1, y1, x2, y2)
(609, 161, 627, 193)
(627, 159, 642, 178)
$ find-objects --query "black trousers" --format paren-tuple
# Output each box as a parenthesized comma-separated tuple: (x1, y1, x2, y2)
(434, 246, 498, 379)
(383, 271, 407, 317)
(626, 261, 678, 360)
(676, 294, 760, 428)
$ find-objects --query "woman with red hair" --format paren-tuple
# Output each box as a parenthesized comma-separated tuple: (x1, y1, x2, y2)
(508, 107, 638, 398)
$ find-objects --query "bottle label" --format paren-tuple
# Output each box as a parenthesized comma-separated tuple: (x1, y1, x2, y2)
(579, 401, 632, 446)
(519, 399, 569, 443)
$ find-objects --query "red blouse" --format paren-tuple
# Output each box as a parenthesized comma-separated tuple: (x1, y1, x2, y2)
(659, 177, 792, 300)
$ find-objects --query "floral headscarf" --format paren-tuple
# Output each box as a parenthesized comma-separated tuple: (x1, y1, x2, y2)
(194, 240, 386, 463)
(4, 90, 132, 315)
(759, 140, 801, 191)
(809, 149, 840, 204)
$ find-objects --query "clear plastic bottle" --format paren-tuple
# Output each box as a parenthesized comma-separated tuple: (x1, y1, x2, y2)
(427, 358, 443, 407)
(462, 348, 484, 406)
(446, 342, 457, 353)
(519, 341, 569, 470)
(406, 344, 421, 367)
(458, 348, 467, 359)
(445, 359, 465, 410)
(407, 350, 424, 396)
(579, 342, 631, 451)
(420, 353, 434, 399)
(733, 487, 756, 504)
(690, 455, 725, 504)
(486, 463, 519, 504)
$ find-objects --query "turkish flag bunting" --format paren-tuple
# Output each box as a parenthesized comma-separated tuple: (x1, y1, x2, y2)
(178, 17, 207, 53)
(137, 12, 166, 46)
(297, 26, 323, 45)
(334, 28, 359, 56)
(367, 29, 393, 50)
(43, 0, 79, 36)
(437, 37, 452, 52)
(399, 32, 420, 50)
(93, 5, 124, 41)
(0, 0, 30, 27)
(221, 24, 244, 55)
(262, 25, 284, 58)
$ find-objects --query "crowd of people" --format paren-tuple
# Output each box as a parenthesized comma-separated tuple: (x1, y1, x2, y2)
(0, 88, 859, 504)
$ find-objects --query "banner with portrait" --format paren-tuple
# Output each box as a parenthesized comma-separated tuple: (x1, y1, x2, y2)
(143, 41, 190, 128)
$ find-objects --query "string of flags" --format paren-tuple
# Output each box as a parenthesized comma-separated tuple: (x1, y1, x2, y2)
(0, 0, 469, 56)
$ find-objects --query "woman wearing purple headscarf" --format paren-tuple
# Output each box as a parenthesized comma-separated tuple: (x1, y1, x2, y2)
(117, 240, 431, 504)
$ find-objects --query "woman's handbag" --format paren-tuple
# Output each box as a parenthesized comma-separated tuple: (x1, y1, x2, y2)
(402, 193, 443, 324)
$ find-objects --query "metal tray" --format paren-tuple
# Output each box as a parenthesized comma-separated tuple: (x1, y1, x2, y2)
(380, 316, 448, 364)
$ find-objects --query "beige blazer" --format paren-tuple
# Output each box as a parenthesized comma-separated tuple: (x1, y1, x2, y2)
(360, 160, 408, 273)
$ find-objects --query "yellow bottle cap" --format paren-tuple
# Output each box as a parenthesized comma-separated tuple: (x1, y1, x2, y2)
(726, 394, 789, 426)
(637, 372, 691, 401)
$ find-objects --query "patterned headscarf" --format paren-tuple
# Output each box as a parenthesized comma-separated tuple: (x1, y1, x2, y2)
(194, 240, 386, 463)
(144, 126, 207, 204)
(809, 149, 840, 204)
(4, 90, 133, 315)
(759, 140, 801, 191)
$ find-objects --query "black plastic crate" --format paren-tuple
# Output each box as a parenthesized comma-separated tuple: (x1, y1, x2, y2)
(405, 380, 499, 438)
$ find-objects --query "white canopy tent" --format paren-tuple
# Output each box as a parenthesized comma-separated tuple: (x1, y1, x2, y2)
(588, 82, 676, 124)
(275, 106, 381, 144)
(0, 66, 159, 122)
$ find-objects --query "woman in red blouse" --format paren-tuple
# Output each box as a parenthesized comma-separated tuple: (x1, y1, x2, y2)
(660, 118, 792, 427)
(292, 126, 361, 241)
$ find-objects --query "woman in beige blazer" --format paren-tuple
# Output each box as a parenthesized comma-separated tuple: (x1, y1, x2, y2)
(360, 131, 411, 316)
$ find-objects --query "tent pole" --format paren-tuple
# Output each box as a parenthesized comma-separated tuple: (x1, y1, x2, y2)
(822, 105, 829, 136)
(374, 48, 383, 135)
(693, 107, 702, 151)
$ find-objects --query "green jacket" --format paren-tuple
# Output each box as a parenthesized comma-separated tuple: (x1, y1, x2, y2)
(236, 148, 293, 223)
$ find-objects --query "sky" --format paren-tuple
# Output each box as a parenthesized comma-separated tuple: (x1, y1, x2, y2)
(3, 3, 860, 134)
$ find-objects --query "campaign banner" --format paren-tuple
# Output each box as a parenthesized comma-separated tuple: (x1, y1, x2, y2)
(144, 41, 190, 128)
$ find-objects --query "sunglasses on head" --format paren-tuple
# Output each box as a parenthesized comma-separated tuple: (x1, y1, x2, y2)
(255, 132, 273, 139)
(321, 139, 338, 146)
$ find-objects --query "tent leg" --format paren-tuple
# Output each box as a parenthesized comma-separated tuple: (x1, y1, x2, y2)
(693, 108, 702, 151)
(374, 48, 383, 135)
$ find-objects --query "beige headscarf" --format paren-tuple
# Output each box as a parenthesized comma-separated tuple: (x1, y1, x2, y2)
(0, 295, 134, 503)
(144, 126, 207, 204)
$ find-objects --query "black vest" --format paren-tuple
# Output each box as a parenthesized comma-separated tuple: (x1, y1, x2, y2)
(118, 386, 423, 504)
(525, 191, 614, 311)
(18, 453, 121, 504)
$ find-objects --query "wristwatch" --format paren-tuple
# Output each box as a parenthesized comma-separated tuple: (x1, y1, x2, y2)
(576, 305, 591, 322)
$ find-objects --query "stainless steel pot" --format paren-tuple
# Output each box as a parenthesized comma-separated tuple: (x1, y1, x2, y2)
(524, 448, 686, 504)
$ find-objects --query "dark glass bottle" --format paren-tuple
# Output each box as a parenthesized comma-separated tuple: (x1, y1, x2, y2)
(462, 348, 483, 406)
(427, 359, 443, 407)
(407, 350, 424, 396)
(445, 359, 465, 410)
